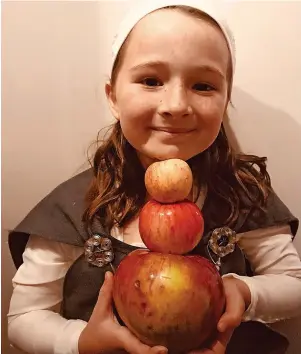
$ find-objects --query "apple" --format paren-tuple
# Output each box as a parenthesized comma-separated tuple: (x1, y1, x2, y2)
(145, 159, 193, 203)
(139, 199, 204, 254)
(113, 250, 225, 354)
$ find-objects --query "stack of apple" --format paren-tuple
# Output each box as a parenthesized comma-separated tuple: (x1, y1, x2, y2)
(113, 159, 225, 353)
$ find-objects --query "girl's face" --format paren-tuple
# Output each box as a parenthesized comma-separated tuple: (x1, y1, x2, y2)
(106, 9, 230, 167)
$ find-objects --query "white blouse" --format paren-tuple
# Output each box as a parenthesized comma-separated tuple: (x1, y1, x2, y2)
(7, 211, 301, 354)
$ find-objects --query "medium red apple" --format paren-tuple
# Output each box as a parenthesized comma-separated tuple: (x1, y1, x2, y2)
(139, 199, 204, 254)
(113, 250, 225, 354)
(145, 159, 193, 203)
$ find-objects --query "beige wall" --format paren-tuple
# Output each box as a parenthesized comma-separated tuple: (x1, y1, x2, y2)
(2, 1, 301, 353)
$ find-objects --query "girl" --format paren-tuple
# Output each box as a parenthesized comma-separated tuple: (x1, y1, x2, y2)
(8, 1, 301, 354)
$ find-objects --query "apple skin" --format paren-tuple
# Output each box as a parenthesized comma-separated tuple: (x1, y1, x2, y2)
(113, 250, 225, 354)
(139, 199, 204, 254)
(145, 159, 193, 203)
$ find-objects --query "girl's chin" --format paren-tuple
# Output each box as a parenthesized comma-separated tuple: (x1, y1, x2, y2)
(136, 148, 195, 168)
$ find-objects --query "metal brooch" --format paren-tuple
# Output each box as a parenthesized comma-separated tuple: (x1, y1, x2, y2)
(208, 226, 237, 257)
(84, 234, 114, 267)
(207, 227, 237, 270)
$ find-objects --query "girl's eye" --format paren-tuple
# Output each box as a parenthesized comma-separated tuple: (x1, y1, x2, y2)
(193, 83, 215, 92)
(141, 78, 162, 87)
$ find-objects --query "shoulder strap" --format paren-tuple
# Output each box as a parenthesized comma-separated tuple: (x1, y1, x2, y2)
(238, 189, 299, 237)
(9, 169, 94, 268)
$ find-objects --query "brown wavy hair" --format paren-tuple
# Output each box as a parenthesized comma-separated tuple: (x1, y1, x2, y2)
(83, 5, 271, 233)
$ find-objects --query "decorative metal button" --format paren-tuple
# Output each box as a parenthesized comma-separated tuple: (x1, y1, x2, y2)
(84, 234, 114, 267)
(208, 227, 237, 258)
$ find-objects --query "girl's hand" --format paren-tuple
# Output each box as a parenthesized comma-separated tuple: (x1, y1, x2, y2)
(188, 276, 251, 354)
(78, 271, 168, 354)
(188, 329, 234, 354)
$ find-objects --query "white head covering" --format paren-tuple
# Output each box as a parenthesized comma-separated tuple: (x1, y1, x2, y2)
(110, 0, 235, 74)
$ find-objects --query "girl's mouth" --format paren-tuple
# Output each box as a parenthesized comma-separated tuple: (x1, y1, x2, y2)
(153, 127, 195, 134)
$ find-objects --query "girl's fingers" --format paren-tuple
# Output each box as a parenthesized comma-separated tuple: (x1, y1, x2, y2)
(189, 329, 234, 354)
(93, 271, 114, 317)
(218, 281, 245, 332)
(118, 326, 168, 354)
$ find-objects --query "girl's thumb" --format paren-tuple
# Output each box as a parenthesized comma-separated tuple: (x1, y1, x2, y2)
(95, 271, 114, 313)
(218, 313, 241, 333)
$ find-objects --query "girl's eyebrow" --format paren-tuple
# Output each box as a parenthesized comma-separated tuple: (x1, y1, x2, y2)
(130, 60, 225, 80)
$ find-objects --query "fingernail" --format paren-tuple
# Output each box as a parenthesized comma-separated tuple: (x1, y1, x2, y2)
(218, 323, 225, 332)
(157, 348, 168, 354)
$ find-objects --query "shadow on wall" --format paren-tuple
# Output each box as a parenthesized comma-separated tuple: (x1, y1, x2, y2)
(225, 86, 301, 238)
(226, 86, 301, 167)
(225, 86, 301, 354)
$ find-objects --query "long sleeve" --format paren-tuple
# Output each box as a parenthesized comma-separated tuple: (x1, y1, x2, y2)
(7, 235, 87, 354)
(223, 224, 301, 323)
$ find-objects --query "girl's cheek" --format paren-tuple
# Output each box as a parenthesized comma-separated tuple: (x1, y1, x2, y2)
(197, 98, 225, 118)
(120, 104, 154, 122)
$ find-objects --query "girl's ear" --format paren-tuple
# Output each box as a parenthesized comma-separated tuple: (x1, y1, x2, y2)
(105, 81, 120, 120)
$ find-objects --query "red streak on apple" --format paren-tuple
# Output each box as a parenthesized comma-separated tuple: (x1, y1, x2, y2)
(139, 199, 204, 254)
(113, 250, 225, 353)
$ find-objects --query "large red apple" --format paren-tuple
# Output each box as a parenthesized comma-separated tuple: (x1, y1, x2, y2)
(145, 159, 193, 203)
(139, 199, 204, 254)
(113, 250, 225, 354)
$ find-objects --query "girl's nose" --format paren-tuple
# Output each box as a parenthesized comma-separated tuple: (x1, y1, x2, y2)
(158, 85, 193, 118)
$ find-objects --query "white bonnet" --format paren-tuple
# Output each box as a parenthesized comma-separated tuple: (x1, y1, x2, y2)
(110, 0, 235, 74)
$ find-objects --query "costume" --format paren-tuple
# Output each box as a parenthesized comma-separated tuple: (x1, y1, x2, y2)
(9, 169, 299, 354)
